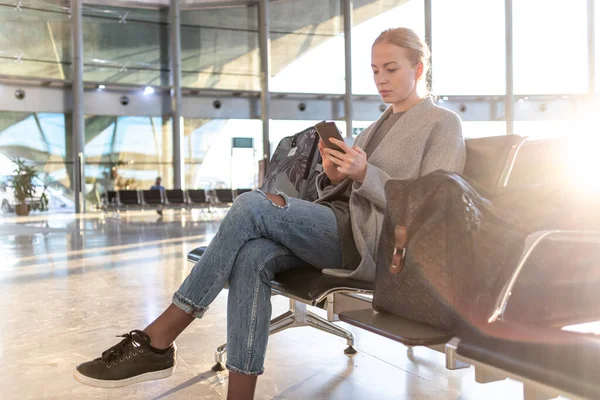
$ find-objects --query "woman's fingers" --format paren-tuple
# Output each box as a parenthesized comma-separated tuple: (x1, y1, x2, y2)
(327, 154, 346, 167)
(326, 148, 347, 160)
(329, 138, 353, 153)
(352, 145, 366, 155)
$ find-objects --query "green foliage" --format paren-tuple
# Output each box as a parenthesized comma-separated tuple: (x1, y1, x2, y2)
(10, 158, 48, 212)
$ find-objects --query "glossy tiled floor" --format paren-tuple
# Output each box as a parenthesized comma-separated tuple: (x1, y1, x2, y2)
(1, 211, 530, 400)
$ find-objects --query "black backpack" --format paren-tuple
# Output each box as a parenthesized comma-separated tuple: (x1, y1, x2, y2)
(261, 126, 323, 202)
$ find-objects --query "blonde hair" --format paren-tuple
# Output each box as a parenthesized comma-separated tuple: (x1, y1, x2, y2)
(373, 28, 431, 93)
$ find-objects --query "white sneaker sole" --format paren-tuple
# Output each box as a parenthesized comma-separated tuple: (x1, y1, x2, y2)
(73, 364, 176, 388)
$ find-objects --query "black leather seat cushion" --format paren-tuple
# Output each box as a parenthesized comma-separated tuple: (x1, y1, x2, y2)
(270, 267, 372, 305)
(187, 247, 372, 306)
(166, 189, 186, 205)
(458, 320, 600, 399)
(142, 190, 163, 205)
(339, 308, 451, 346)
(119, 190, 139, 205)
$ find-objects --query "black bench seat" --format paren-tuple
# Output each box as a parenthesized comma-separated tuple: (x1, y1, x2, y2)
(339, 309, 452, 346)
(452, 320, 600, 400)
(187, 247, 373, 307)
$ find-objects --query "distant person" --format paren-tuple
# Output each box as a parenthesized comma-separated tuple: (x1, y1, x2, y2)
(150, 177, 165, 216)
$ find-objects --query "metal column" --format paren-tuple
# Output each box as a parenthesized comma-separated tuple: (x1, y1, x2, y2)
(259, 0, 271, 173)
(71, 0, 85, 213)
(588, 0, 596, 95)
(424, 0, 433, 91)
(505, 0, 514, 135)
(343, 0, 353, 138)
(170, 0, 183, 189)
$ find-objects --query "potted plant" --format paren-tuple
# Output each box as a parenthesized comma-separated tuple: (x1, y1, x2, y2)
(11, 158, 49, 216)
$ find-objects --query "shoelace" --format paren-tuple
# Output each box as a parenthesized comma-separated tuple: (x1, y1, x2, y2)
(101, 330, 147, 365)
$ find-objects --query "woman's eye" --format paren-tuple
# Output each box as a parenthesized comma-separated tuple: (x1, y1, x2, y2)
(387, 69, 398, 73)
(372, 70, 379, 75)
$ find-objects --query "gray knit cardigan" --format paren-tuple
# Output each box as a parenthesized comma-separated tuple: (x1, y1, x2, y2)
(315, 97, 466, 282)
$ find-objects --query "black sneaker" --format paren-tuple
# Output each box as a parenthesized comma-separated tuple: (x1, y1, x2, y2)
(73, 330, 176, 388)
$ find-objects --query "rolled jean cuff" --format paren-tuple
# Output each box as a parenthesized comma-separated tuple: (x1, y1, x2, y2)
(172, 292, 208, 319)
(226, 363, 264, 376)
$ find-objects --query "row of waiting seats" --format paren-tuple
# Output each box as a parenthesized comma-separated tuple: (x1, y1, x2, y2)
(189, 135, 600, 400)
(101, 188, 253, 211)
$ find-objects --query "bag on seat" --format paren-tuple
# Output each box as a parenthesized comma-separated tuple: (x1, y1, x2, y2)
(261, 125, 322, 201)
(373, 171, 525, 332)
(375, 171, 600, 331)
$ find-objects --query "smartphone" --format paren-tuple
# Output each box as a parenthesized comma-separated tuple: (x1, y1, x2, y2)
(315, 121, 345, 153)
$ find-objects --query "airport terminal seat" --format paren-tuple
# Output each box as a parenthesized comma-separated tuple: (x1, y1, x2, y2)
(106, 190, 118, 207)
(117, 190, 141, 209)
(212, 189, 235, 207)
(141, 190, 164, 208)
(233, 188, 253, 199)
(445, 321, 600, 400)
(443, 230, 600, 400)
(186, 189, 211, 211)
(188, 134, 529, 371)
(165, 189, 187, 209)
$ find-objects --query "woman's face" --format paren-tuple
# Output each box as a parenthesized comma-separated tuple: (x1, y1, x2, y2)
(371, 42, 423, 107)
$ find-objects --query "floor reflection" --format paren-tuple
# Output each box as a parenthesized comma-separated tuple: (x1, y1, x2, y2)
(1, 210, 534, 399)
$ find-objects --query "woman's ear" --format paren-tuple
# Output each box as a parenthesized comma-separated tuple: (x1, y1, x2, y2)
(415, 62, 424, 81)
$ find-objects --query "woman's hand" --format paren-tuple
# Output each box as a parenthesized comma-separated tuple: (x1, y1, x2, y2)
(319, 140, 348, 185)
(322, 138, 368, 184)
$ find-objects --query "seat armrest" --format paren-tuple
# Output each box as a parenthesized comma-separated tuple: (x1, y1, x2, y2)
(187, 246, 207, 263)
(489, 230, 600, 323)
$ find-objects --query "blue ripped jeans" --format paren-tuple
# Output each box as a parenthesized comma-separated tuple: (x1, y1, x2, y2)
(172, 190, 343, 375)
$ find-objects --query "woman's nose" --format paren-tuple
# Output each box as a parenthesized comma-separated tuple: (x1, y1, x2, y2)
(376, 74, 387, 85)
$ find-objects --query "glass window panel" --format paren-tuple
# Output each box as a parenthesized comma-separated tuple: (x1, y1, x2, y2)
(432, 0, 505, 95)
(0, 0, 67, 13)
(513, 0, 588, 94)
(84, 115, 173, 193)
(0, 111, 73, 213)
(83, 11, 169, 85)
(84, 68, 168, 86)
(83, 5, 168, 24)
(270, 0, 344, 94)
(184, 119, 262, 189)
(85, 116, 172, 163)
(596, 0, 599, 93)
(84, 163, 173, 197)
(181, 6, 260, 90)
(461, 121, 507, 139)
(353, 121, 374, 139)
(0, 6, 71, 80)
(38, 113, 67, 159)
(0, 112, 66, 162)
(352, 0, 425, 95)
(514, 120, 598, 139)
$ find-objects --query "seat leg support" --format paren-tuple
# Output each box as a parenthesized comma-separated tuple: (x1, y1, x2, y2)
(212, 299, 358, 367)
(474, 366, 507, 383)
(212, 343, 228, 372)
(445, 338, 471, 370)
